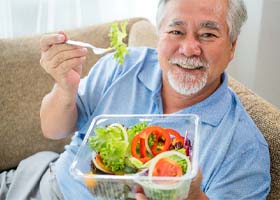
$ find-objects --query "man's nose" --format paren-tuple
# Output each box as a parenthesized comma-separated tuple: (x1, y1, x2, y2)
(178, 35, 202, 57)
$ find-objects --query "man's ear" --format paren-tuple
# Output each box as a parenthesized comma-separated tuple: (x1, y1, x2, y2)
(229, 39, 238, 61)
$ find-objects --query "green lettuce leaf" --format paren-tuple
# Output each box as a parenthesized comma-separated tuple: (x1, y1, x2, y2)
(89, 126, 129, 172)
(108, 21, 129, 64)
(88, 122, 147, 172)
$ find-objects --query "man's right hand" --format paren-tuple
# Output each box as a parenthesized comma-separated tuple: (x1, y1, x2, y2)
(40, 32, 88, 96)
(39, 32, 88, 139)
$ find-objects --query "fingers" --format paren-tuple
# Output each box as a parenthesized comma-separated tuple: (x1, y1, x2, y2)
(44, 43, 76, 61)
(133, 185, 145, 193)
(40, 35, 88, 75)
(54, 57, 86, 75)
(39, 31, 88, 94)
(58, 31, 69, 41)
(43, 57, 86, 81)
(133, 185, 148, 200)
(40, 47, 87, 78)
(40, 33, 66, 52)
(73, 64, 83, 74)
(42, 46, 88, 69)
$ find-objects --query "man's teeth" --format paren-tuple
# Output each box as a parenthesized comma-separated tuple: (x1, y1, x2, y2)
(176, 64, 202, 69)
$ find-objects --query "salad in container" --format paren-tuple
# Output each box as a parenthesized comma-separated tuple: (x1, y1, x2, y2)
(70, 114, 200, 200)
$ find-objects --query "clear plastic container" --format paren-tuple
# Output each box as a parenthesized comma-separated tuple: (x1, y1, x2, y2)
(70, 114, 200, 200)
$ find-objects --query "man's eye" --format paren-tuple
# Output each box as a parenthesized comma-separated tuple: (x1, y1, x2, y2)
(200, 33, 217, 39)
(168, 30, 183, 35)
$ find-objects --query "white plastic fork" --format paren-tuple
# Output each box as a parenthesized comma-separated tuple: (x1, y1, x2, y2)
(66, 39, 113, 55)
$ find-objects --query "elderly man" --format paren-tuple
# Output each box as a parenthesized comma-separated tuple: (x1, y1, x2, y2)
(39, 0, 270, 199)
(0, 0, 270, 199)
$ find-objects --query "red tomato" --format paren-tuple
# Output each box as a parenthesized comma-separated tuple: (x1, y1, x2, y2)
(152, 157, 183, 177)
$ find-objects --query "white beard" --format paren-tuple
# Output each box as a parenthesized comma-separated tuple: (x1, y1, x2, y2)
(167, 68, 208, 96)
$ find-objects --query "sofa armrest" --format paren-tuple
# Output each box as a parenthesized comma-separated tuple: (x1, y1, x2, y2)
(229, 77, 280, 200)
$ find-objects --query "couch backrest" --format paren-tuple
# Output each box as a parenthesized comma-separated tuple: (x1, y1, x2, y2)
(0, 17, 147, 171)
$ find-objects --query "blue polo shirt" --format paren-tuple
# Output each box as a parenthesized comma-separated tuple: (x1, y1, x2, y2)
(55, 47, 270, 199)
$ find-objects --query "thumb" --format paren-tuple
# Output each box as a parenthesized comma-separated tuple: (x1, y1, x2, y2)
(58, 31, 70, 41)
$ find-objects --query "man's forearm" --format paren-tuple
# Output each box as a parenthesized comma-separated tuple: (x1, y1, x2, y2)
(40, 84, 78, 139)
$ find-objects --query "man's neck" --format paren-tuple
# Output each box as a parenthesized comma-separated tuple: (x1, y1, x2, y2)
(161, 79, 221, 114)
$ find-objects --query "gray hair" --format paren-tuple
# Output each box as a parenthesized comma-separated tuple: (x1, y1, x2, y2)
(156, 0, 248, 42)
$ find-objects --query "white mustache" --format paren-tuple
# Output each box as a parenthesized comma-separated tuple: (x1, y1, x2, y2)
(169, 57, 208, 69)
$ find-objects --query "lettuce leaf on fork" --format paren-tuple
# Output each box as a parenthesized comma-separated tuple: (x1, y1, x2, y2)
(108, 21, 129, 64)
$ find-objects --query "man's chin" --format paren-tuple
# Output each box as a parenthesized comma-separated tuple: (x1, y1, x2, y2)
(167, 72, 207, 96)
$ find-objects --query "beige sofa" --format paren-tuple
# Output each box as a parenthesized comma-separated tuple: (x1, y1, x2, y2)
(0, 18, 279, 199)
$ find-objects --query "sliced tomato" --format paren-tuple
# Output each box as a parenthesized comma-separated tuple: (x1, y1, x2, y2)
(152, 157, 183, 177)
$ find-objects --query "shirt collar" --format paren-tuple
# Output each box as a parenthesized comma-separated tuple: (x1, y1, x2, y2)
(138, 48, 162, 92)
(138, 49, 231, 127)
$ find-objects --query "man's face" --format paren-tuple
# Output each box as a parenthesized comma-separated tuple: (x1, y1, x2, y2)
(157, 0, 236, 96)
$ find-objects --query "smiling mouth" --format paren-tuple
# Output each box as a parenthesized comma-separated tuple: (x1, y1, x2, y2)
(175, 64, 204, 70)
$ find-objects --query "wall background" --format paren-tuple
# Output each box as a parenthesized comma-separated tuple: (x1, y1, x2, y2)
(0, 0, 279, 108)
(228, 0, 280, 108)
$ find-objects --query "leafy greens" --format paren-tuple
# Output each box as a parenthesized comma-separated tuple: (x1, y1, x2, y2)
(88, 122, 147, 172)
(108, 21, 129, 65)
